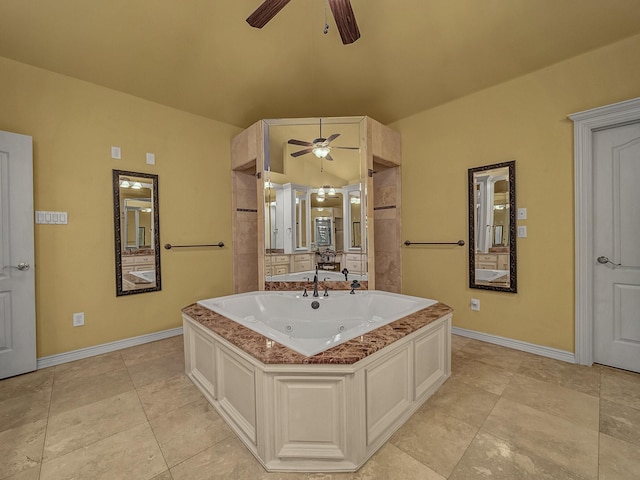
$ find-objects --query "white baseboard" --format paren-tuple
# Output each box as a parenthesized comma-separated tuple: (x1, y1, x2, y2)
(37, 327, 183, 369)
(452, 327, 576, 364)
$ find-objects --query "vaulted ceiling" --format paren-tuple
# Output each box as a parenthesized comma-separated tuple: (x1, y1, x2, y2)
(2, 0, 640, 127)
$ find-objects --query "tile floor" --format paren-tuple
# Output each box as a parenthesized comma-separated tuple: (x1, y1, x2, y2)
(1, 334, 639, 479)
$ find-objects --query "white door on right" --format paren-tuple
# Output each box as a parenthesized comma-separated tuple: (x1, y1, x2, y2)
(593, 122, 640, 373)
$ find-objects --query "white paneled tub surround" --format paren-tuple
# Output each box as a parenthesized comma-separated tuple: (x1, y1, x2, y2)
(182, 308, 452, 472)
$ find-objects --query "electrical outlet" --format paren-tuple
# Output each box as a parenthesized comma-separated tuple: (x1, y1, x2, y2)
(73, 312, 85, 327)
(470, 299, 480, 311)
(517, 207, 527, 220)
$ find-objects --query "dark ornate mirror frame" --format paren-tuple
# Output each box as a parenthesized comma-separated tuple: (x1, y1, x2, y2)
(112, 169, 161, 296)
(468, 160, 517, 293)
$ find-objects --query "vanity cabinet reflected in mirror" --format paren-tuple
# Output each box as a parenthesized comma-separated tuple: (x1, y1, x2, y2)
(468, 161, 517, 292)
(263, 117, 368, 282)
(112, 170, 161, 296)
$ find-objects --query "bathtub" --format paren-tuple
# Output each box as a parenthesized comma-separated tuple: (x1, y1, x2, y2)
(130, 270, 155, 282)
(183, 293, 452, 472)
(197, 290, 435, 357)
(475, 268, 509, 282)
(268, 269, 368, 282)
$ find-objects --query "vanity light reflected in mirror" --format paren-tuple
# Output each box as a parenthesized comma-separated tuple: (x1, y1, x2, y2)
(468, 161, 517, 293)
(112, 170, 161, 296)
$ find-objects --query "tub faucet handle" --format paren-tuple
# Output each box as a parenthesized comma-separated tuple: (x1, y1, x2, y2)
(302, 288, 308, 297)
(323, 287, 329, 297)
(350, 280, 361, 295)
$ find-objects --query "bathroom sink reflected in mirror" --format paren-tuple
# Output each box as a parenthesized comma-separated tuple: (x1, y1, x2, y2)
(468, 161, 517, 292)
(112, 170, 161, 296)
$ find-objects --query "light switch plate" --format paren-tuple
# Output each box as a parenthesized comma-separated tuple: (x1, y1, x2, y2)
(111, 146, 121, 159)
(518, 226, 527, 238)
(35, 211, 68, 224)
(146, 152, 155, 165)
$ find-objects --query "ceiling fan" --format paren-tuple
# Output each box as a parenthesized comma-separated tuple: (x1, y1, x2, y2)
(246, 0, 361, 45)
(287, 119, 359, 161)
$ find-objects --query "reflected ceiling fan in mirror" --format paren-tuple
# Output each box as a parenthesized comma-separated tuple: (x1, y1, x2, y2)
(246, 0, 361, 45)
(287, 119, 359, 161)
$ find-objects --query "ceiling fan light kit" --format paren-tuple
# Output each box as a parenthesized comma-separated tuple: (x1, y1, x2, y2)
(247, 0, 361, 45)
(287, 118, 360, 162)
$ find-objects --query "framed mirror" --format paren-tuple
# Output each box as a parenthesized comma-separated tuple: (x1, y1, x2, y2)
(468, 160, 516, 292)
(112, 170, 161, 296)
(263, 117, 367, 282)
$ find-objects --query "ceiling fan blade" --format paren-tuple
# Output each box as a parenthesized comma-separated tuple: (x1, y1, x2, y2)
(291, 148, 314, 157)
(326, 133, 340, 143)
(332, 145, 360, 150)
(327, 0, 360, 45)
(246, 0, 291, 28)
(288, 138, 314, 147)
(325, 153, 334, 161)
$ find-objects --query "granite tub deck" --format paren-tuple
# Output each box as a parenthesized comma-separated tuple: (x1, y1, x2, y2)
(181, 300, 452, 364)
(182, 298, 452, 472)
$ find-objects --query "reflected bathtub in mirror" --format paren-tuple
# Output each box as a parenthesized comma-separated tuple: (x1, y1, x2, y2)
(468, 161, 517, 293)
(112, 169, 161, 296)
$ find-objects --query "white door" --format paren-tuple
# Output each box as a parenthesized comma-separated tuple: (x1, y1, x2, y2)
(0, 131, 35, 379)
(593, 122, 640, 373)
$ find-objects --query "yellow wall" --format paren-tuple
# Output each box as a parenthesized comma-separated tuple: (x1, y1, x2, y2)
(393, 33, 640, 352)
(2, 31, 640, 358)
(0, 57, 241, 357)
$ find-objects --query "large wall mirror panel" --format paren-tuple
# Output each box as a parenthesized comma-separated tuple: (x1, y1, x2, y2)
(263, 117, 368, 283)
(112, 169, 161, 296)
(468, 161, 517, 293)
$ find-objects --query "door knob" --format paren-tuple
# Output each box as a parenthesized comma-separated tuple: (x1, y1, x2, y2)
(597, 256, 621, 267)
(3, 262, 30, 271)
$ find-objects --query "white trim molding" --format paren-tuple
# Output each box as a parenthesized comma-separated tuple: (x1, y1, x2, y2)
(452, 327, 575, 364)
(37, 327, 183, 369)
(569, 97, 640, 366)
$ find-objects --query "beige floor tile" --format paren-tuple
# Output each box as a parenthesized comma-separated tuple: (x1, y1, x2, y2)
(450, 431, 587, 480)
(0, 419, 46, 479)
(44, 390, 148, 461)
(120, 336, 184, 367)
(599, 433, 640, 480)
(600, 372, 640, 410)
(40, 423, 167, 480)
(517, 355, 601, 397)
(1, 465, 41, 480)
(421, 376, 499, 428)
(451, 334, 471, 352)
(600, 399, 640, 447)
(455, 340, 530, 373)
(150, 471, 174, 480)
(170, 436, 294, 480)
(0, 388, 51, 432)
(127, 351, 186, 389)
(502, 373, 600, 431)
(149, 397, 234, 467)
(598, 365, 640, 383)
(482, 398, 598, 479)
(0, 368, 54, 402)
(390, 408, 478, 478)
(49, 367, 135, 416)
(53, 351, 126, 384)
(137, 374, 204, 419)
(451, 352, 514, 395)
(343, 443, 446, 480)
